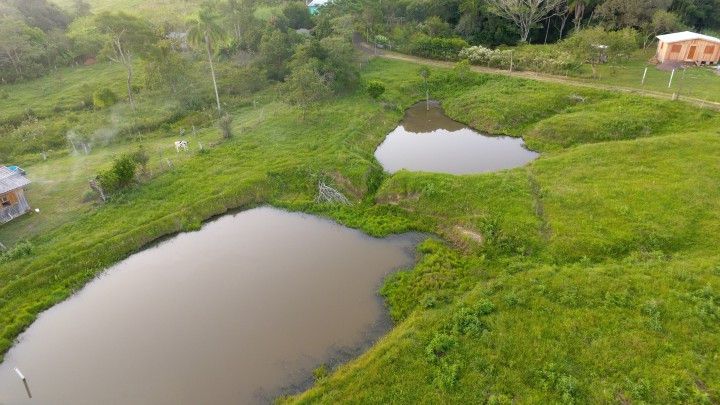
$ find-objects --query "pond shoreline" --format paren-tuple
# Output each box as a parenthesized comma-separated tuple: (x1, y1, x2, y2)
(0, 206, 425, 403)
(374, 100, 539, 175)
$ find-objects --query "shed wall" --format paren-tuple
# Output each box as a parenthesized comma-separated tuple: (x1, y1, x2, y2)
(657, 39, 720, 64)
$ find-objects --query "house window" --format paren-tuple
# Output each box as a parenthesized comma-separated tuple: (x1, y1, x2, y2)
(671, 44, 682, 53)
(0, 194, 10, 207)
(705, 46, 716, 54)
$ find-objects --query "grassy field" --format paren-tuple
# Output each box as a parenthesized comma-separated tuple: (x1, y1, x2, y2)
(578, 50, 720, 103)
(2, 57, 720, 403)
(52, 0, 202, 18)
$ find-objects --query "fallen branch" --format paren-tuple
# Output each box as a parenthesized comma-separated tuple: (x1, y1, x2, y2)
(316, 182, 350, 205)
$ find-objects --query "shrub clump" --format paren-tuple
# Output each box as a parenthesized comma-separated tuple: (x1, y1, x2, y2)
(452, 299, 495, 335)
(425, 332, 457, 361)
(459, 45, 580, 74)
(130, 146, 150, 174)
(366, 80, 386, 99)
(0, 241, 34, 264)
(407, 35, 468, 60)
(92, 88, 119, 109)
(219, 114, 234, 139)
(312, 364, 329, 382)
(97, 154, 138, 194)
(433, 360, 460, 390)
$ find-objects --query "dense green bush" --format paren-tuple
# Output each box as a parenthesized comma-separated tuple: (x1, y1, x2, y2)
(425, 332, 457, 361)
(562, 27, 640, 76)
(365, 80, 386, 99)
(97, 154, 137, 194)
(406, 35, 468, 60)
(130, 146, 150, 173)
(92, 88, 119, 109)
(217, 65, 270, 97)
(283, 1, 313, 29)
(374, 35, 389, 47)
(0, 241, 34, 264)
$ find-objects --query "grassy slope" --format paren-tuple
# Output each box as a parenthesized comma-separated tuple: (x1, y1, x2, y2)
(290, 59, 720, 403)
(510, 46, 720, 103)
(0, 92, 406, 356)
(2, 58, 720, 403)
(0, 63, 126, 122)
(0, 61, 206, 165)
(580, 50, 720, 103)
(0, 61, 220, 244)
(51, 0, 201, 16)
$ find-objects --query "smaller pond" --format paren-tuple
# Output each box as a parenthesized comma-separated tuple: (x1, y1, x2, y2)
(374, 101, 538, 175)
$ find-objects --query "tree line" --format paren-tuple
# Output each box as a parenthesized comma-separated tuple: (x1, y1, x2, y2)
(330, 0, 718, 48)
(0, 0, 361, 163)
(0, 0, 359, 116)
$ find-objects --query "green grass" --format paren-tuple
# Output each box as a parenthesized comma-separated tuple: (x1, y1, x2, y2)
(2, 57, 720, 403)
(292, 251, 720, 404)
(581, 51, 720, 103)
(253, 5, 284, 21)
(51, 0, 202, 19)
(524, 96, 717, 150)
(0, 62, 126, 122)
(290, 59, 720, 402)
(0, 131, 219, 246)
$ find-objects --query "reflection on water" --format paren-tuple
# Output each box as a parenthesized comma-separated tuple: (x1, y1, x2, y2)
(0, 207, 419, 404)
(375, 101, 538, 175)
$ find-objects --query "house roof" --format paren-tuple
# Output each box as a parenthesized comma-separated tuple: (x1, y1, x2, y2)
(308, 0, 331, 7)
(656, 31, 720, 45)
(0, 166, 31, 194)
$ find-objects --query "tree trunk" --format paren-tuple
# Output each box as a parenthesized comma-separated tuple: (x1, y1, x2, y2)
(7, 50, 22, 75)
(205, 33, 222, 114)
(520, 30, 529, 43)
(544, 17, 551, 44)
(234, 23, 242, 42)
(520, 22, 531, 43)
(573, 3, 585, 31)
(559, 12, 569, 39)
(125, 63, 135, 111)
(114, 38, 135, 111)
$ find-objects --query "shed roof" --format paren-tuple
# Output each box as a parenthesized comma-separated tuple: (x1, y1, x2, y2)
(308, 0, 331, 7)
(656, 31, 720, 45)
(0, 166, 31, 194)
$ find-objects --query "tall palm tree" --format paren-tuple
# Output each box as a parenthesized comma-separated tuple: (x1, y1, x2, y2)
(188, 7, 226, 113)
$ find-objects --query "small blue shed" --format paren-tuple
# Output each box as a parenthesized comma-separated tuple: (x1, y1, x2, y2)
(308, 0, 331, 14)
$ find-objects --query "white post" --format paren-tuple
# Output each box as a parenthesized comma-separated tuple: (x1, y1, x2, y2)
(641, 67, 648, 85)
(668, 69, 675, 88)
(14, 368, 32, 399)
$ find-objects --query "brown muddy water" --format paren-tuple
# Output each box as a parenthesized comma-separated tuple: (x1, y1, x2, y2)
(0, 207, 420, 404)
(375, 101, 538, 174)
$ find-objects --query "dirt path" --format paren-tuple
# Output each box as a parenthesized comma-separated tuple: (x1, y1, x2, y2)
(359, 42, 720, 111)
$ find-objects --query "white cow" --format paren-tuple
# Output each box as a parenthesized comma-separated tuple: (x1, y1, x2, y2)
(175, 140, 189, 152)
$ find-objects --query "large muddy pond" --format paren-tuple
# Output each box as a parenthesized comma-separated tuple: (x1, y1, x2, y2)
(0, 207, 419, 404)
(375, 101, 538, 174)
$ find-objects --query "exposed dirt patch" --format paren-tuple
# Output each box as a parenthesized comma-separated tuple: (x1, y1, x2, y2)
(375, 191, 421, 205)
(455, 226, 484, 244)
(330, 171, 365, 200)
